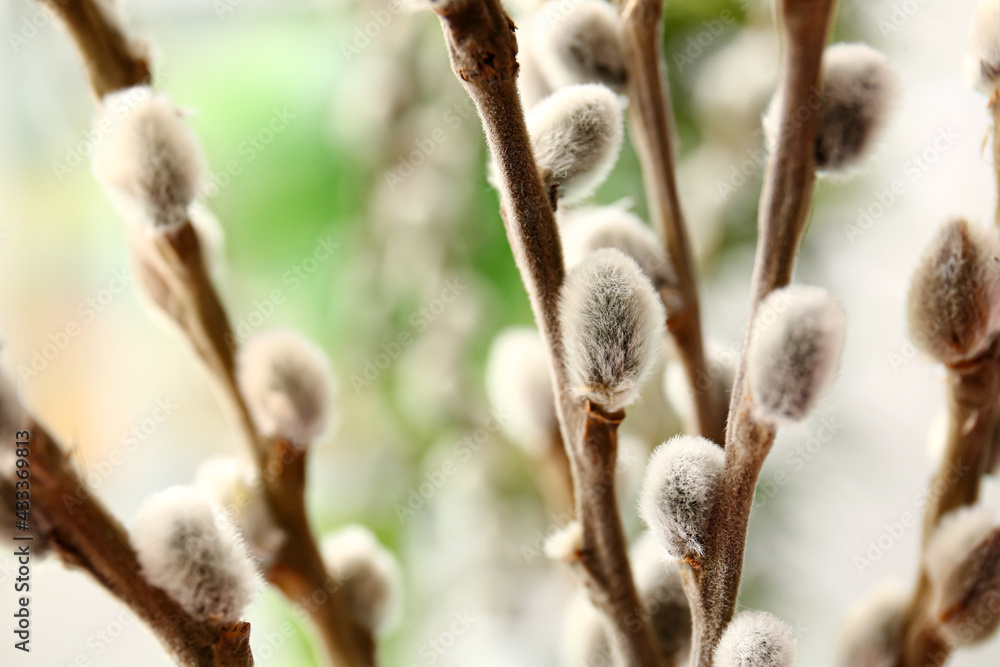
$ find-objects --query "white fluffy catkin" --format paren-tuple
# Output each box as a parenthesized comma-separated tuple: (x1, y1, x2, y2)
(527, 84, 623, 204)
(93, 87, 204, 230)
(639, 435, 725, 561)
(907, 218, 1000, 366)
(836, 580, 908, 667)
(484, 327, 557, 456)
(532, 0, 627, 92)
(747, 286, 845, 423)
(237, 329, 336, 446)
(966, 0, 1000, 93)
(560, 206, 677, 293)
(764, 43, 895, 174)
(131, 486, 258, 623)
(925, 506, 1000, 646)
(320, 525, 402, 635)
(560, 248, 665, 411)
(715, 611, 795, 667)
(194, 457, 285, 568)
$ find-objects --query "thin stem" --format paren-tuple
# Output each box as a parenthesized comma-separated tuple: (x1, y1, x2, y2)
(895, 341, 1000, 667)
(39, 0, 150, 98)
(14, 419, 252, 666)
(430, 1, 660, 664)
(684, 2, 834, 664)
(992, 99, 1000, 229)
(617, 0, 721, 445)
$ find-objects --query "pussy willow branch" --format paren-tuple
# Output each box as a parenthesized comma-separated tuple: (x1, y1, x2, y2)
(2, 416, 252, 666)
(430, 1, 660, 664)
(42, 5, 377, 663)
(39, 0, 150, 98)
(617, 0, 722, 445)
(681, 2, 834, 665)
(892, 279, 1000, 665)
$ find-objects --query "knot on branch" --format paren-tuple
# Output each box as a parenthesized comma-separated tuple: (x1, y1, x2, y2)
(433, 0, 519, 83)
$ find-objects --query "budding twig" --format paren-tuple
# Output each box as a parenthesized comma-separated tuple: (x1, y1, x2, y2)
(11, 417, 252, 666)
(430, 1, 659, 663)
(681, 2, 835, 664)
(617, 0, 721, 444)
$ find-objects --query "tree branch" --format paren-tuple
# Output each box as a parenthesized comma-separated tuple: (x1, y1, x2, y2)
(682, 2, 835, 664)
(6, 418, 252, 666)
(617, 0, 721, 444)
(430, 1, 660, 664)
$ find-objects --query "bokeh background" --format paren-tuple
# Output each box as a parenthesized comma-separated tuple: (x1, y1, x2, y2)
(1, 0, 999, 665)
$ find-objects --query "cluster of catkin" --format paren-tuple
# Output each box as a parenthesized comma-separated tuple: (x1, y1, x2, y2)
(440, 0, 1000, 666)
(2, 1, 402, 665)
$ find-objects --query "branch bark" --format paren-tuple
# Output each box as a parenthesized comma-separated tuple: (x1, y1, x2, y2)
(682, 2, 834, 664)
(617, 0, 721, 445)
(7, 418, 253, 666)
(39, 0, 151, 98)
(430, 1, 660, 664)
(895, 340, 1000, 667)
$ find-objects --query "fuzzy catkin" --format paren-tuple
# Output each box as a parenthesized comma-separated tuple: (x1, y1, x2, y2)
(907, 218, 1000, 365)
(320, 525, 403, 635)
(925, 506, 1000, 646)
(131, 486, 258, 623)
(764, 43, 895, 174)
(93, 87, 204, 230)
(560, 248, 665, 411)
(837, 580, 908, 667)
(747, 286, 845, 423)
(715, 611, 795, 667)
(560, 206, 677, 293)
(484, 327, 557, 456)
(527, 84, 623, 204)
(532, 0, 627, 92)
(237, 329, 336, 446)
(966, 0, 1000, 92)
(639, 435, 725, 561)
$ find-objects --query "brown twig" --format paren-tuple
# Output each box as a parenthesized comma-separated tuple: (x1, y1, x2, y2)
(7, 418, 253, 666)
(617, 0, 722, 445)
(430, 1, 659, 664)
(992, 99, 1000, 229)
(681, 2, 834, 665)
(894, 340, 1000, 667)
(39, 0, 151, 98)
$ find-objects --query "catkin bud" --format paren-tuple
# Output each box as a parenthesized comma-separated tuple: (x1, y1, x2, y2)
(837, 580, 908, 667)
(925, 506, 1000, 646)
(320, 525, 403, 635)
(631, 532, 692, 662)
(965, 0, 1000, 93)
(747, 286, 845, 423)
(545, 520, 583, 562)
(93, 87, 204, 230)
(715, 611, 796, 667)
(560, 206, 677, 293)
(237, 329, 336, 446)
(132, 486, 258, 623)
(907, 218, 1000, 366)
(561, 592, 613, 667)
(764, 44, 895, 174)
(639, 435, 725, 562)
(532, 0, 627, 92)
(560, 248, 665, 411)
(527, 84, 623, 204)
(194, 457, 284, 568)
(484, 327, 557, 456)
